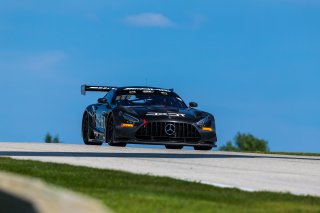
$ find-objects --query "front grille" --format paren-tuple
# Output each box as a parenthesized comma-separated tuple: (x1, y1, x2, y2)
(135, 122, 201, 143)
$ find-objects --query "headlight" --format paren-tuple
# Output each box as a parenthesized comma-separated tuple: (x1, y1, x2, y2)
(122, 113, 139, 123)
(196, 115, 211, 127)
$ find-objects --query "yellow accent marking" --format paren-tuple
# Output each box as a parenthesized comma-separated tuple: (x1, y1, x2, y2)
(202, 127, 213, 131)
(121, 123, 134, 128)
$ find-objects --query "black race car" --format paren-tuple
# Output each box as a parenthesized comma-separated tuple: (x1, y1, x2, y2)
(81, 85, 217, 150)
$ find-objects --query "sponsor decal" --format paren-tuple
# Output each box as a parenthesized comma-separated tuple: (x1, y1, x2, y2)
(123, 88, 171, 92)
(142, 90, 154, 93)
(89, 86, 109, 89)
(146, 112, 186, 117)
(88, 86, 115, 90)
(161, 92, 168, 95)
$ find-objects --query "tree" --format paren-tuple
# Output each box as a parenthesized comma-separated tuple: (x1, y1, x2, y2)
(53, 135, 60, 143)
(220, 132, 269, 152)
(44, 133, 52, 143)
(220, 141, 238, 151)
(44, 133, 60, 143)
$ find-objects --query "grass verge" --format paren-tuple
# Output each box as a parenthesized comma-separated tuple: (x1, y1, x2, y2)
(0, 157, 319, 213)
(219, 150, 320, 157)
(268, 152, 320, 157)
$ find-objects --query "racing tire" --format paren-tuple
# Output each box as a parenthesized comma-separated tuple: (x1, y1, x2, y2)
(82, 113, 103, 146)
(165, 145, 183, 149)
(106, 115, 127, 147)
(193, 145, 212, 151)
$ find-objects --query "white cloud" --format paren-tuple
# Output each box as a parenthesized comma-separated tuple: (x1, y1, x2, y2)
(123, 13, 174, 28)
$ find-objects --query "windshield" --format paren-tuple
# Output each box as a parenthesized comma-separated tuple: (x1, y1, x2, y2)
(112, 90, 187, 108)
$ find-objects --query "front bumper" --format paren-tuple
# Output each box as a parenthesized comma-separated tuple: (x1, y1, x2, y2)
(113, 121, 217, 147)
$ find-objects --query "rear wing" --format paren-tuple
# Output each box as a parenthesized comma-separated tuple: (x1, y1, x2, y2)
(81, 84, 116, 95)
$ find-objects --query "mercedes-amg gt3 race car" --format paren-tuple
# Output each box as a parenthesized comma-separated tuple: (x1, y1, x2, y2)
(81, 85, 217, 150)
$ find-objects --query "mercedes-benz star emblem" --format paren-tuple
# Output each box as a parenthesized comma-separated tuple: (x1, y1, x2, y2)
(165, 124, 175, 136)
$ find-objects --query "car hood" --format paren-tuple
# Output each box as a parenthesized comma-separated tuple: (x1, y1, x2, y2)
(117, 106, 208, 123)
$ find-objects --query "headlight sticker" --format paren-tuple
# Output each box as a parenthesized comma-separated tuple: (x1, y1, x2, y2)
(123, 113, 139, 123)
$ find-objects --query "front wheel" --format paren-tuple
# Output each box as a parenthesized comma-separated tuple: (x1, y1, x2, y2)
(106, 116, 126, 147)
(193, 145, 212, 151)
(165, 145, 183, 149)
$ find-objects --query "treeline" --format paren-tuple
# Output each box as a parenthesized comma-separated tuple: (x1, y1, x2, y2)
(44, 133, 61, 143)
(220, 132, 269, 152)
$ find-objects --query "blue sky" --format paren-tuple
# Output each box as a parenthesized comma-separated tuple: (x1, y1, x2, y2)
(0, 0, 319, 152)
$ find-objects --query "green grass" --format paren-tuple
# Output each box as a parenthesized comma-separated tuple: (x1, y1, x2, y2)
(219, 150, 320, 157)
(268, 152, 320, 157)
(1, 158, 320, 213)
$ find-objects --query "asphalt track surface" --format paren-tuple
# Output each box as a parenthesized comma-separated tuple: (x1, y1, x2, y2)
(1, 142, 320, 197)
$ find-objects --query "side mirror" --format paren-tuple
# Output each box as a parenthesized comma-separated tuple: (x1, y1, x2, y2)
(189, 102, 198, 108)
(98, 98, 107, 104)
